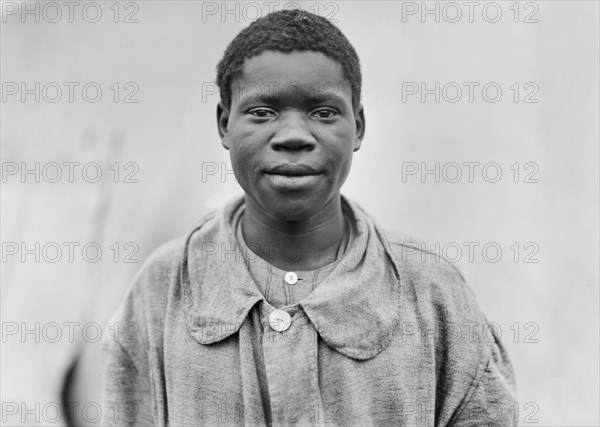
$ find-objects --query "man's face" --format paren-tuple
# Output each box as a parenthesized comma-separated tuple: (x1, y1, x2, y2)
(217, 50, 365, 222)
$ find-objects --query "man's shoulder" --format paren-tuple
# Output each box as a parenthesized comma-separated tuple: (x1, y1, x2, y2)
(383, 228, 466, 283)
(381, 227, 484, 321)
(382, 228, 494, 368)
(136, 235, 188, 281)
(134, 210, 222, 288)
(146, 235, 188, 268)
(114, 235, 188, 316)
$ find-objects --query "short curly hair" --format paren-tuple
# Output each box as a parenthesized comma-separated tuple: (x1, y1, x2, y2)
(216, 9, 362, 111)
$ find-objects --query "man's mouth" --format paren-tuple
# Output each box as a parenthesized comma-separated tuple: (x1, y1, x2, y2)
(264, 163, 320, 176)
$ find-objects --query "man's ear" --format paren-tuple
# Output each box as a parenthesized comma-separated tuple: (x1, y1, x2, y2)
(216, 101, 230, 149)
(353, 103, 366, 152)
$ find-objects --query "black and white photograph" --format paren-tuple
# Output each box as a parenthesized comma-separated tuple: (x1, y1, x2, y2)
(1, 1, 599, 426)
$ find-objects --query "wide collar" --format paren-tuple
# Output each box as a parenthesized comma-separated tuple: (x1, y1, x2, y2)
(181, 196, 402, 360)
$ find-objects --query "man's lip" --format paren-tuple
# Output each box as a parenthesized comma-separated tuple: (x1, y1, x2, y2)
(264, 163, 320, 176)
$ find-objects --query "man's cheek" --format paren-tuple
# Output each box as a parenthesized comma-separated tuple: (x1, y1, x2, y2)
(239, 161, 263, 184)
(321, 161, 343, 184)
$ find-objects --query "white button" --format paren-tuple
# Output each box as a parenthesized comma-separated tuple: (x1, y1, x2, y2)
(284, 272, 298, 285)
(269, 310, 292, 332)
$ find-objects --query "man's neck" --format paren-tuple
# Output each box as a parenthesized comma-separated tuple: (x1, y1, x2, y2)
(241, 195, 345, 271)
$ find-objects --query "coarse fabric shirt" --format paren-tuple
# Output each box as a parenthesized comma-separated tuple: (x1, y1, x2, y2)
(101, 196, 517, 426)
(232, 198, 356, 309)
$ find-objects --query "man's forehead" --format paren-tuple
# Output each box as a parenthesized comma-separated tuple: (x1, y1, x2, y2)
(231, 50, 351, 103)
(237, 50, 346, 84)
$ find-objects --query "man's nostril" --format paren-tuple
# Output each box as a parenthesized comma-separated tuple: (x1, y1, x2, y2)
(271, 141, 316, 151)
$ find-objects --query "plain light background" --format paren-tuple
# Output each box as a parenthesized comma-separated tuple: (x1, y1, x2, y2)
(1, 1, 598, 425)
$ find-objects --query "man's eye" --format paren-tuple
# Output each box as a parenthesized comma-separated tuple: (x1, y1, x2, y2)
(310, 108, 337, 119)
(248, 108, 276, 118)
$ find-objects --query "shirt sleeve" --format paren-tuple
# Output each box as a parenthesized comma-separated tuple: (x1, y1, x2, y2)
(101, 327, 155, 427)
(101, 239, 182, 426)
(450, 324, 518, 426)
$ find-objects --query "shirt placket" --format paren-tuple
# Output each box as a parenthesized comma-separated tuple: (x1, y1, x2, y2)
(260, 301, 325, 427)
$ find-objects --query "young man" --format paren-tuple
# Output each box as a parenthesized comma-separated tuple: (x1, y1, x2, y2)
(102, 9, 516, 426)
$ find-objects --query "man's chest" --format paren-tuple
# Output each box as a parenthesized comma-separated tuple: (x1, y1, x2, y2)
(156, 305, 439, 426)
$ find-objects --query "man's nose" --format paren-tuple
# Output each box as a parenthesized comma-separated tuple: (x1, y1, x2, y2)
(269, 112, 317, 151)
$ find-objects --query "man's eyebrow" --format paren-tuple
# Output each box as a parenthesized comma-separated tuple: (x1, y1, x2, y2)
(240, 94, 279, 104)
(308, 92, 345, 104)
(238, 90, 345, 105)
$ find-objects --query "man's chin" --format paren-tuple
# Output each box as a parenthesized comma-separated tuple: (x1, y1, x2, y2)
(269, 203, 320, 223)
(257, 194, 326, 223)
